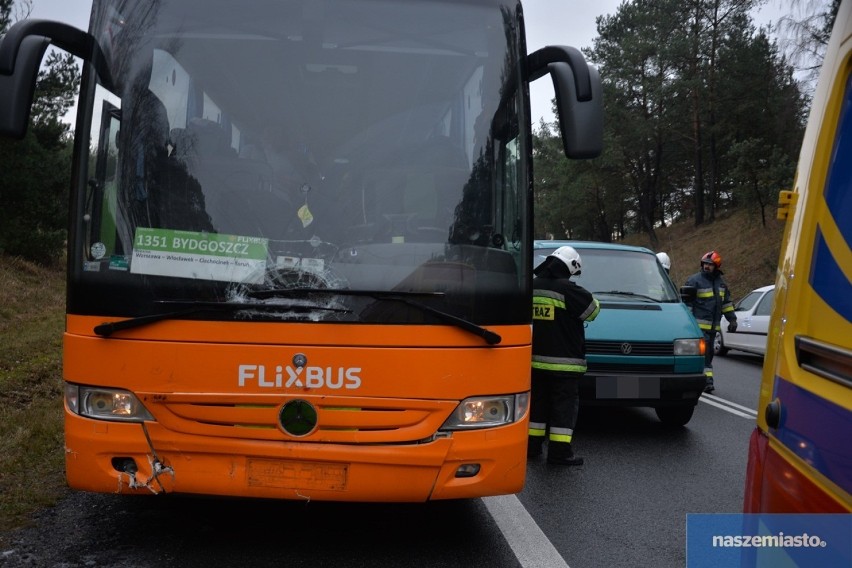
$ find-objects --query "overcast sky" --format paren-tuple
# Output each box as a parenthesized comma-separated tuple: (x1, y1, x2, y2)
(27, 0, 788, 125)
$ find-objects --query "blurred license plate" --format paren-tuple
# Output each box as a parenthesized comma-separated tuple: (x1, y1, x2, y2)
(247, 459, 348, 491)
(596, 376, 660, 399)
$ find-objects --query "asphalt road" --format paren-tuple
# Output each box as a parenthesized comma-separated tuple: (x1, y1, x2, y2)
(519, 351, 764, 568)
(0, 354, 764, 568)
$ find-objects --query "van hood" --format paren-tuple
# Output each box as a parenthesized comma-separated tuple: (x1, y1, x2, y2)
(586, 301, 701, 341)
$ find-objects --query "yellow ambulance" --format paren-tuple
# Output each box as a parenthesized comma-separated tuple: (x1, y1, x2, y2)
(743, 0, 852, 513)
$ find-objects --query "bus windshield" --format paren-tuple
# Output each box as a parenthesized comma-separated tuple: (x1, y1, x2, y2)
(76, 0, 528, 325)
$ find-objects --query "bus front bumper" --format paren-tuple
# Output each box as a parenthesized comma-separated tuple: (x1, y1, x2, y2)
(64, 412, 527, 502)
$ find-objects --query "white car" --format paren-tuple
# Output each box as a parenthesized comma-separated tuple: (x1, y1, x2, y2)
(715, 285, 775, 357)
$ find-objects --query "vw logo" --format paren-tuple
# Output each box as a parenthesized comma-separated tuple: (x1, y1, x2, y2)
(620, 343, 633, 355)
(279, 399, 318, 437)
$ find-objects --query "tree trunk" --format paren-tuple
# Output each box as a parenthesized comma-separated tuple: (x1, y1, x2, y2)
(690, 4, 706, 226)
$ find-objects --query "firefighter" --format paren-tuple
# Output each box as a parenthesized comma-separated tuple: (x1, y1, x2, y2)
(684, 251, 737, 393)
(529, 246, 600, 465)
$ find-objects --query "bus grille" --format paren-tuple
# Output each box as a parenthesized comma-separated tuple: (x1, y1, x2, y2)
(143, 393, 457, 444)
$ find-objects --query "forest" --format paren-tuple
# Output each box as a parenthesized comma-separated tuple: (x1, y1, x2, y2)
(533, 0, 838, 248)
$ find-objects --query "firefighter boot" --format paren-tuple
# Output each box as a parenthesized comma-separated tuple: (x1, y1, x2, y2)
(547, 441, 584, 466)
(527, 436, 543, 458)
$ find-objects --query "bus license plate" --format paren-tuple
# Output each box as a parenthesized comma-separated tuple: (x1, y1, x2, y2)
(247, 459, 348, 491)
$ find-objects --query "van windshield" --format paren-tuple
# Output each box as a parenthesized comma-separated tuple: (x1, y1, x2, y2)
(535, 247, 680, 303)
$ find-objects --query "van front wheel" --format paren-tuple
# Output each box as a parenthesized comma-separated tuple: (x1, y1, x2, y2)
(655, 404, 695, 427)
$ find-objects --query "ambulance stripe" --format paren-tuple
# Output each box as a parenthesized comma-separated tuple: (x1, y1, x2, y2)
(809, 228, 852, 321)
(772, 377, 852, 496)
(823, 73, 852, 247)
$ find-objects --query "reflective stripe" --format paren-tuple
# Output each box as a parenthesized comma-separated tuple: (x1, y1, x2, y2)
(549, 434, 573, 443)
(529, 428, 546, 437)
(533, 355, 586, 366)
(704, 367, 714, 378)
(722, 305, 735, 313)
(581, 298, 601, 321)
(529, 422, 547, 435)
(532, 354, 587, 373)
(549, 426, 573, 443)
(533, 297, 565, 310)
(533, 289, 566, 309)
(696, 288, 714, 298)
(532, 362, 587, 372)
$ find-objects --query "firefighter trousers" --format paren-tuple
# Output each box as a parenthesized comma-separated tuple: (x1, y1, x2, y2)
(529, 369, 582, 444)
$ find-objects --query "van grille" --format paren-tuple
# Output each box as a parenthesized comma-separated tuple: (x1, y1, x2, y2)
(585, 341, 674, 356)
(587, 363, 673, 374)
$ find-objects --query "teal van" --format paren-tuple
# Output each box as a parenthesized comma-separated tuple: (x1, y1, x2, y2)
(534, 241, 707, 426)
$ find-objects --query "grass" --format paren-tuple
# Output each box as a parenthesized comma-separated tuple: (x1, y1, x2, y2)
(0, 255, 67, 535)
(623, 208, 785, 302)
(0, 207, 784, 535)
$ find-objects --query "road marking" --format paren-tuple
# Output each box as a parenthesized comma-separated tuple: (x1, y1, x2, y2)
(701, 393, 758, 415)
(482, 494, 570, 568)
(699, 393, 758, 419)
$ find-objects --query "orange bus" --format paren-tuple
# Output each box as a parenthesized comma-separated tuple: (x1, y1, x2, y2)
(0, 0, 602, 501)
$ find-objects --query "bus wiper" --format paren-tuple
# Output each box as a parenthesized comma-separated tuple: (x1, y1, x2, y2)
(244, 288, 502, 346)
(93, 300, 349, 337)
(594, 290, 661, 302)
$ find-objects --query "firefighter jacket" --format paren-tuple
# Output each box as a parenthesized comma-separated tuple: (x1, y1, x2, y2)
(684, 269, 737, 332)
(532, 268, 600, 374)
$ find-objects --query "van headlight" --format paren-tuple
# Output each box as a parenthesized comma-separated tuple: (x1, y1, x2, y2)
(439, 393, 530, 430)
(674, 338, 703, 355)
(65, 384, 154, 422)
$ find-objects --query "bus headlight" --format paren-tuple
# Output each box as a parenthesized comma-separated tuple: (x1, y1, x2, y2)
(674, 338, 703, 356)
(439, 393, 529, 430)
(65, 384, 154, 422)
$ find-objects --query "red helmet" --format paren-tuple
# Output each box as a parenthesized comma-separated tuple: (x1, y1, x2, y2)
(700, 251, 722, 268)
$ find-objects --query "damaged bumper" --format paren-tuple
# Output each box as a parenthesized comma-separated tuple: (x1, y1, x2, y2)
(64, 412, 527, 501)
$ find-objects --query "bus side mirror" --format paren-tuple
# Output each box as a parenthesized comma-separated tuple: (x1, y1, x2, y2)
(549, 61, 603, 159)
(527, 45, 603, 159)
(0, 35, 49, 138)
(680, 286, 697, 303)
(0, 19, 112, 138)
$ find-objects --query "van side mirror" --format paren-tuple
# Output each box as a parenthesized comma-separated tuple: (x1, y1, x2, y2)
(680, 286, 697, 303)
